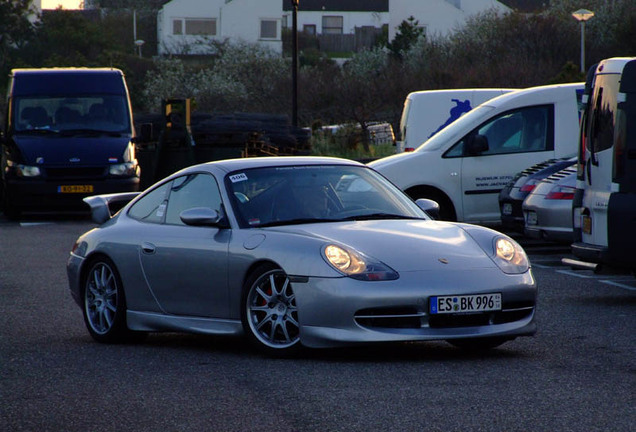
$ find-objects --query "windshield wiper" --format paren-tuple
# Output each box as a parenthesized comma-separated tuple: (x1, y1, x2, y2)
(16, 128, 60, 135)
(60, 129, 122, 137)
(257, 217, 341, 227)
(338, 213, 422, 221)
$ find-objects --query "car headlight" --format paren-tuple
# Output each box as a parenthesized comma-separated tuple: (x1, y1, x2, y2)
(6, 160, 41, 178)
(323, 244, 398, 281)
(492, 236, 529, 274)
(460, 225, 529, 274)
(109, 161, 139, 177)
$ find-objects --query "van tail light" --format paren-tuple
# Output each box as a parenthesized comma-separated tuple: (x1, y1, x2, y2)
(404, 147, 415, 152)
(546, 185, 576, 200)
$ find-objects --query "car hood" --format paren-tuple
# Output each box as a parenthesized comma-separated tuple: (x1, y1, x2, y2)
(12, 135, 131, 166)
(266, 220, 497, 272)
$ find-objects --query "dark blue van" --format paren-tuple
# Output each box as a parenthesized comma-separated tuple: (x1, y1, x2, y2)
(1, 68, 140, 218)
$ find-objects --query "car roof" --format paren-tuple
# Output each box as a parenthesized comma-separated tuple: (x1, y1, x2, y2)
(192, 156, 365, 174)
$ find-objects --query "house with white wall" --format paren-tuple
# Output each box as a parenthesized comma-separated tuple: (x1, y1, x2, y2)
(157, 0, 283, 55)
(156, 0, 511, 57)
(281, 0, 389, 36)
(389, 0, 510, 41)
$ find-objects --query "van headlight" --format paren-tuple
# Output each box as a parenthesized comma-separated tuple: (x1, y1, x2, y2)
(323, 244, 398, 281)
(109, 161, 139, 177)
(7, 160, 41, 178)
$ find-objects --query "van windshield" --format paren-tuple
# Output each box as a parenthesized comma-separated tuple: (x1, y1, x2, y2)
(13, 95, 131, 134)
(415, 105, 495, 152)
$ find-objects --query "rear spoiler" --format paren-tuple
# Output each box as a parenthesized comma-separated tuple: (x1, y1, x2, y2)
(83, 192, 141, 224)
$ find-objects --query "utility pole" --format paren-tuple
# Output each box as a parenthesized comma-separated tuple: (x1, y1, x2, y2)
(292, 0, 299, 127)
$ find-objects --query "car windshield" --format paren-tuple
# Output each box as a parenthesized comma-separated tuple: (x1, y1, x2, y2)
(227, 164, 428, 228)
(13, 95, 131, 134)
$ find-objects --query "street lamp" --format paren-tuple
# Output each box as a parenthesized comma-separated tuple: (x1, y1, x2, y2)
(572, 9, 594, 73)
(135, 40, 145, 58)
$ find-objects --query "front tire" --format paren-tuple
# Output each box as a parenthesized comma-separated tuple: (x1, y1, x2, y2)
(82, 257, 140, 343)
(241, 264, 301, 356)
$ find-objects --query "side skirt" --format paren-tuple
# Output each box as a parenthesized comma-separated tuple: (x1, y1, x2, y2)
(127, 310, 244, 336)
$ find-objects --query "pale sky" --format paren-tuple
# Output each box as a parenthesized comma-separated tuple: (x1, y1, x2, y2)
(41, 0, 83, 10)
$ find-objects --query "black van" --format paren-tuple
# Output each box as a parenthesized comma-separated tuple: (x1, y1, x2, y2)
(1, 68, 140, 219)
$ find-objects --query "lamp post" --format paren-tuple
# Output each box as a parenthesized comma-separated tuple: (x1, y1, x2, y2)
(572, 9, 594, 73)
(135, 40, 145, 58)
(291, 0, 299, 128)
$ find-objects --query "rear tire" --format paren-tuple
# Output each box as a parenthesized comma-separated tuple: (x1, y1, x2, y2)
(82, 257, 144, 343)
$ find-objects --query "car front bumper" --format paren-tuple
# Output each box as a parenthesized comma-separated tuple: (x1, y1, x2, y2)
(292, 267, 537, 348)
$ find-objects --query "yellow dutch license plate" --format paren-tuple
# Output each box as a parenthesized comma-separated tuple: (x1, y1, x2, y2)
(582, 215, 592, 234)
(58, 185, 94, 194)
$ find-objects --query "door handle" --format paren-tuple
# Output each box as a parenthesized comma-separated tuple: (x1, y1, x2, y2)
(141, 242, 156, 254)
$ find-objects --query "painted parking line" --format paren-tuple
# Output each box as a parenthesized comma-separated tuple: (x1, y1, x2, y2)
(600, 279, 636, 291)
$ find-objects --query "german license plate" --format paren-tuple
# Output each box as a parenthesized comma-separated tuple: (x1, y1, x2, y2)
(430, 293, 501, 314)
(58, 185, 94, 193)
(502, 203, 512, 215)
(582, 215, 592, 234)
(526, 211, 537, 226)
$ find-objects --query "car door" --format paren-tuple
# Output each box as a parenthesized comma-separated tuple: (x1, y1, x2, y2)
(457, 105, 554, 223)
(137, 172, 231, 318)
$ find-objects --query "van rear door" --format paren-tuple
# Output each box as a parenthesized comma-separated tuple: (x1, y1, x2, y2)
(579, 70, 620, 249)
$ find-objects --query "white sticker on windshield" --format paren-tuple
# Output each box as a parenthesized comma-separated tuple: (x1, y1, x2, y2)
(230, 173, 248, 183)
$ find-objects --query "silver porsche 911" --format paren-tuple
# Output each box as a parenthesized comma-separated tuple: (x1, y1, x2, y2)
(67, 156, 536, 355)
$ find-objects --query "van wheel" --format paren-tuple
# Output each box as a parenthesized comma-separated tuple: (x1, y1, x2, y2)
(2, 201, 21, 221)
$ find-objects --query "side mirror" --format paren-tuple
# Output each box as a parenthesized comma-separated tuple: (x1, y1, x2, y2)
(180, 207, 228, 227)
(415, 198, 440, 220)
(466, 134, 489, 155)
(133, 123, 153, 144)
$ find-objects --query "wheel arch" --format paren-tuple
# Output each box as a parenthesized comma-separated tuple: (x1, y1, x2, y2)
(241, 259, 282, 291)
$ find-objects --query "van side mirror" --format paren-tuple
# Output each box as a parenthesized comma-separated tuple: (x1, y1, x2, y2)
(134, 123, 153, 143)
(466, 134, 489, 155)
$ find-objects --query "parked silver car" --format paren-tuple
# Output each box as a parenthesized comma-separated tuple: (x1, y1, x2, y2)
(523, 165, 577, 243)
(67, 156, 536, 355)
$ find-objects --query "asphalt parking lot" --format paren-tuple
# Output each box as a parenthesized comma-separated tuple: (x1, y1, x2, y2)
(1, 215, 634, 432)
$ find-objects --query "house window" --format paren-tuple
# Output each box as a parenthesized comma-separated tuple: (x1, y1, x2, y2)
(173, 19, 183, 35)
(185, 19, 216, 36)
(260, 19, 277, 39)
(322, 16, 343, 34)
(303, 24, 316, 36)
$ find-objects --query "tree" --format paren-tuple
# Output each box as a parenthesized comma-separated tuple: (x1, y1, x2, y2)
(387, 16, 425, 59)
(0, 0, 36, 81)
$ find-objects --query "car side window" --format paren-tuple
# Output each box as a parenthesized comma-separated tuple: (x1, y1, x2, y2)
(165, 173, 222, 225)
(128, 182, 171, 223)
(444, 105, 552, 157)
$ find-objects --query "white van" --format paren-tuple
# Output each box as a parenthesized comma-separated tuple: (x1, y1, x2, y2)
(397, 88, 515, 152)
(568, 57, 636, 272)
(370, 83, 584, 224)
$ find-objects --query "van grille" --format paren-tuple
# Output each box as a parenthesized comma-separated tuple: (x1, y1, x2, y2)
(45, 167, 106, 179)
